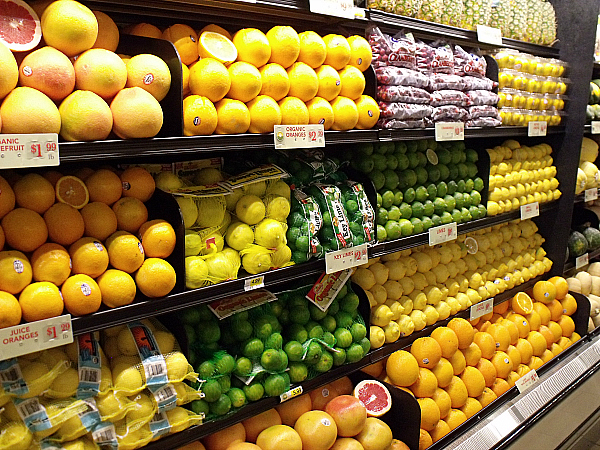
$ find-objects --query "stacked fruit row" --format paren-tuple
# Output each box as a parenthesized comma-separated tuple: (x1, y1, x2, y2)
(352, 219, 552, 349)
(566, 264, 600, 331)
(576, 137, 599, 195)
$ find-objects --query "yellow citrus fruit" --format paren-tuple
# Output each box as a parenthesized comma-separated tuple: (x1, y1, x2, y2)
(69, 237, 109, 278)
(0, 176, 15, 219)
(330, 96, 358, 131)
(306, 97, 334, 130)
(80, 202, 118, 241)
(491, 351, 512, 378)
(266, 26, 300, 69)
(128, 23, 162, 39)
(227, 61, 262, 102)
(162, 23, 199, 65)
(473, 331, 496, 359)
(199, 24, 232, 40)
(526, 330, 547, 356)
(444, 376, 468, 408)
(432, 357, 454, 388)
(419, 429, 433, 449)
(61, 274, 102, 316)
(233, 28, 271, 68)
(411, 336, 442, 368)
(110, 87, 164, 139)
(59, 90, 113, 142)
(73, 48, 127, 99)
(560, 293, 577, 316)
(297, 31, 326, 68)
(528, 356, 544, 370)
(486, 323, 511, 352)
(2, 208, 48, 253)
(31, 243, 71, 285)
(430, 327, 459, 358)
(477, 387, 498, 408)
(338, 65, 365, 100)
(120, 167, 155, 203)
(0, 251, 30, 295)
(0, 41, 18, 99)
(532, 302, 551, 326)
(417, 398, 440, 432)
(540, 349, 554, 363)
(44, 203, 85, 246)
(18, 46, 75, 101)
(183, 95, 217, 136)
(198, 31, 237, 66)
(92, 10, 119, 52)
(386, 350, 419, 386)
(247, 95, 282, 133)
(259, 63, 290, 101)
(476, 358, 497, 387)
(279, 97, 309, 125)
(14, 173, 55, 214)
(315, 65, 341, 101)
(459, 398, 482, 420)
(346, 35, 372, 72)
(287, 62, 318, 102)
(106, 231, 145, 273)
(354, 95, 380, 129)
(43, 171, 64, 188)
(189, 58, 230, 102)
(0, 86, 61, 134)
(526, 310, 542, 331)
(257, 425, 302, 450)
(323, 34, 351, 70)
(431, 387, 452, 419)
(460, 366, 486, 397)
(138, 219, 176, 258)
(214, 98, 251, 134)
(445, 409, 467, 431)
(491, 377, 510, 397)
(515, 337, 534, 363)
(409, 367, 438, 397)
(112, 196, 149, 234)
(97, 269, 136, 308)
(0, 291, 20, 329)
(202, 422, 246, 450)
(135, 257, 176, 298)
(448, 348, 466, 375)
(532, 280, 556, 304)
(41, 0, 98, 57)
(126, 53, 171, 101)
(430, 419, 450, 443)
(182, 62, 190, 96)
(512, 292, 533, 315)
(461, 342, 482, 366)
(0, 225, 4, 250)
(19, 281, 64, 322)
(507, 313, 530, 338)
(558, 315, 575, 337)
(448, 317, 475, 349)
(547, 299, 563, 322)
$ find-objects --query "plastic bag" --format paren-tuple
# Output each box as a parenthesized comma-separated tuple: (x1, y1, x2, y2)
(377, 118, 430, 129)
(414, 39, 434, 74)
(466, 117, 503, 127)
(428, 73, 466, 91)
(453, 45, 486, 77)
(375, 66, 430, 88)
(376, 85, 431, 104)
(339, 181, 375, 245)
(468, 105, 501, 120)
(388, 32, 417, 69)
(430, 90, 469, 107)
(431, 105, 470, 122)
(288, 189, 324, 264)
(0, 353, 69, 400)
(378, 102, 433, 120)
(466, 90, 499, 106)
(430, 42, 455, 74)
(463, 76, 496, 91)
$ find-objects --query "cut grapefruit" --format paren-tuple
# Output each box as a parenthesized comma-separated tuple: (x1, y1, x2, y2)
(353, 379, 392, 417)
(0, 0, 42, 52)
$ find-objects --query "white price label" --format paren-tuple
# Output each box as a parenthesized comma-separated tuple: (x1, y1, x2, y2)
(592, 121, 600, 134)
(576, 253, 589, 269)
(325, 243, 368, 274)
(520, 202, 539, 220)
(309, 0, 356, 19)
(528, 121, 547, 136)
(515, 368, 539, 393)
(470, 298, 494, 321)
(476, 25, 503, 45)
(280, 386, 303, 402)
(0, 134, 59, 169)
(435, 122, 464, 141)
(428, 222, 457, 246)
(0, 314, 72, 360)
(244, 276, 264, 292)
(274, 125, 325, 149)
(585, 188, 598, 202)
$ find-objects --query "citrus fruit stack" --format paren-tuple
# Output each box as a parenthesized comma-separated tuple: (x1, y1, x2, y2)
(0, 0, 167, 141)
(157, 21, 379, 135)
(352, 219, 553, 349)
(0, 165, 178, 328)
(372, 280, 577, 446)
(486, 140, 560, 216)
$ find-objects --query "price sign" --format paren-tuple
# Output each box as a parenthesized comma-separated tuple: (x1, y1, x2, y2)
(274, 125, 325, 149)
(520, 202, 539, 220)
(0, 314, 72, 360)
(309, 0, 355, 19)
(470, 298, 494, 321)
(280, 386, 303, 402)
(0, 134, 59, 169)
(576, 253, 589, 269)
(325, 243, 368, 274)
(209, 289, 277, 319)
(476, 25, 503, 45)
(515, 369, 539, 393)
(435, 122, 464, 141)
(592, 121, 600, 134)
(585, 188, 598, 202)
(428, 222, 457, 246)
(244, 276, 265, 292)
(528, 121, 547, 137)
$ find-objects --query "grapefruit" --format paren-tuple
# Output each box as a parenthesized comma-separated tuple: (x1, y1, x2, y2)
(0, 0, 41, 51)
(202, 422, 246, 450)
(92, 10, 119, 52)
(0, 42, 18, 99)
(256, 425, 302, 450)
(294, 410, 337, 450)
(19, 46, 75, 101)
(324, 395, 367, 437)
(0, 86, 61, 134)
(355, 417, 393, 450)
(242, 408, 281, 443)
(59, 90, 113, 142)
(353, 380, 392, 417)
(41, 0, 98, 57)
(110, 87, 163, 139)
(275, 393, 312, 426)
(73, 48, 127, 100)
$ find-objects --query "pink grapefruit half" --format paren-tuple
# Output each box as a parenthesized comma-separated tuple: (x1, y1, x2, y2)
(353, 379, 392, 417)
(0, 0, 42, 52)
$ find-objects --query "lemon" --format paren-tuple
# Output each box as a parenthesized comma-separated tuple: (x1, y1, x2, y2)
(154, 330, 175, 354)
(48, 367, 78, 398)
(254, 219, 286, 248)
(315, 65, 341, 101)
(199, 231, 224, 255)
(219, 210, 232, 234)
(264, 194, 291, 221)
(166, 352, 190, 381)
(247, 95, 282, 133)
(198, 31, 237, 65)
(185, 256, 209, 289)
(338, 65, 365, 100)
(225, 221, 254, 250)
(265, 180, 291, 200)
(287, 62, 318, 102)
(241, 247, 273, 274)
(297, 31, 326, 68)
(113, 365, 144, 393)
(182, 62, 190, 96)
(259, 63, 290, 101)
(323, 34, 351, 70)
(227, 61, 262, 102)
(156, 172, 184, 191)
(279, 97, 309, 125)
(330, 96, 358, 131)
(225, 187, 244, 210)
(243, 181, 267, 197)
(176, 197, 198, 228)
(195, 196, 226, 227)
(0, 422, 32, 450)
(235, 194, 266, 225)
(183, 95, 217, 136)
(189, 58, 231, 102)
(205, 251, 239, 282)
(370, 325, 386, 349)
(306, 97, 334, 130)
(127, 391, 155, 422)
(222, 246, 241, 267)
(233, 28, 271, 67)
(272, 244, 292, 267)
(266, 26, 300, 68)
(214, 98, 250, 134)
(347, 35, 372, 72)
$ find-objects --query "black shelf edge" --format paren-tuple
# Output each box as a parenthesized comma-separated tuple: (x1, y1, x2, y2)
(584, 124, 592, 134)
(573, 187, 598, 204)
(564, 247, 600, 273)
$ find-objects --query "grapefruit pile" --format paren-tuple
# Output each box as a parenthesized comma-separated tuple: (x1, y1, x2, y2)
(0, 165, 178, 329)
(0, 0, 166, 140)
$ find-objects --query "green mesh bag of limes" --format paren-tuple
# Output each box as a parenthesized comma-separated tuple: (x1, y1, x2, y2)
(339, 180, 376, 245)
(288, 188, 324, 264)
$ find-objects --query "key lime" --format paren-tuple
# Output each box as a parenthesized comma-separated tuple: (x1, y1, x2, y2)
(340, 293, 360, 313)
(411, 217, 423, 234)
(328, 300, 339, 316)
(218, 375, 231, 393)
(191, 399, 210, 416)
(198, 361, 216, 380)
(346, 343, 365, 363)
(288, 324, 308, 343)
(350, 322, 367, 342)
(202, 379, 221, 402)
(243, 338, 264, 359)
(307, 322, 324, 339)
(320, 315, 337, 333)
(411, 201, 424, 219)
(264, 373, 287, 397)
(304, 341, 323, 364)
(197, 320, 221, 344)
(234, 357, 253, 377)
(227, 387, 246, 408)
(216, 354, 235, 375)
(322, 331, 336, 347)
(284, 340, 304, 362)
(243, 381, 264, 402)
(388, 205, 400, 221)
(265, 332, 283, 350)
(384, 220, 401, 240)
(310, 303, 327, 321)
(376, 224, 387, 241)
(398, 218, 414, 236)
(333, 347, 346, 366)
(315, 352, 333, 373)
(288, 363, 308, 383)
(182, 309, 201, 325)
(334, 328, 353, 348)
(260, 348, 282, 371)
(232, 320, 253, 342)
(335, 311, 354, 328)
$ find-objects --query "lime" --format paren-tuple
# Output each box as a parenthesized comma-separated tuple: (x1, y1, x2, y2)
(254, 318, 273, 340)
(322, 331, 336, 347)
(403, 187, 416, 203)
(227, 387, 246, 408)
(427, 184, 438, 201)
(337, 285, 348, 299)
(264, 374, 287, 397)
(209, 393, 232, 416)
(182, 309, 201, 326)
(478, 204, 487, 218)
(398, 218, 414, 236)
(350, 322, 367, 342)
(314, 352, 334, 373)
(377, 207, 389, 226)
(393, 189, 404, 205)
(357, 143, 374, 155)
(462, 192, 472, 207)
(403, 169, 417, 187)
(465, 178, 475, 192)
(456, 179, 466, 193)
(423, 200, 434, 217)
(386, 154, 399, 170)
(414, 167, 428, 185)
(346, 343, 365, 363)
(467, 163, 478, 178)
(451, 208, 462, 223)
(295, 236, 310, 253)
(198, 361, 216, 380)
(304, 341, 323, 364)
(407, 152, 420, 169)
(232, 320, 253, 341)
(454, 192, 464, 209)
(288, 363, 308, 383)
(426, 165, 440, 182)
(470, 190, 481, 205)
(234, 357, 253, 377)
(332, 348, 347, 366)
(335, 311, 354, 328)
(433, 197, 446, 215)
(265, 333, 283, 350)
(369, 170, 385, 190)
(421, 216, 433, 231)
(436, 181, 448, 198)
(340, 293, 360, 313)
(447, 164, 459, 180)
(399, 202, 412, 219)
(184, 325, 196, 344)
(334, 328, 353, 348)
(438, 164, 450, 180)
(260, 349, 282, 371)
(388, 205, 401, 221)
(406, 141, 418, 152)
(287, 324, 308, 343)
(451, 149, 462, 164)
(384, 220, 401, 240)
(202, 379, 221, 403)
(290, 307, 310, 325)
(411, 201, 424, 218)
(310, 303, 327, 321)
(376, 193, 382, 208)
(396, 153, 409, 170)
(322, 211, 331, 225)
(376, 225, 387, 241)
(287, 227, 302, 244)
(415, 185, 428, 202)
(243, 381, 264, 402)
(431, 214, 442, 227)
(216, 354, 235, 375)
(290, 212, 305, 228)
(372, 153, 387, 170)
(288, 295, 308, 308)
(292, 251, 309, 264)
(466, 148, 478, 162)
(197, 320, 221, 344)
(462, 207, 473, 222)
(284, 341, 304, 362)
(440, 211, 453, 224)
(381, 190, 395, 209)
(221, 330, 236, 347)
(447, 180, 458, 195)
(359, 337, 371, 355)
(243, 338, 264, 359)
(307, 322, 324, 339)
(410, 217, 423, 234)
(320, 315, 337, 333)
(197, 305, 214, 321)
(383, 169, 399, 190)
(443, 194, 456, 211)
(438, 148, 452, 165)
(218, 374, 231, 393)
(473, 177, 484, 192)
(191, 399, 210, 417)
(417, 151, 428, 166)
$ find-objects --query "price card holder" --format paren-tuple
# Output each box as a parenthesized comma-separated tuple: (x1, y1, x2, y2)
(309, 0, 355, 19)
(476, 25, 503, 45)
(0, 134, 59, 169)
(280, 386, 303, 402)
(0, 314, 72, 360)
(435, 122, 464, 142)
(428, 222, 457, 246)
(592, 121, 600, 134)
(520, 202, 539, 220)
(527, 121, 547, 137)
(576, 253, 589, 269)
(470, 298, 494, 321)
(274, 124, 325, 149)
(325, 243, 368, 274)
(515, 369, 539, 393)
(585, 188, 598, 202)
(244, 276, 265, 292)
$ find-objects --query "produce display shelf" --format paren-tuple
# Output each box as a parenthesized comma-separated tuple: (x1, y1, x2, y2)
(563, 246, 600, 274)
(574, 187, 599, 203)
(584, 124, 592, 134)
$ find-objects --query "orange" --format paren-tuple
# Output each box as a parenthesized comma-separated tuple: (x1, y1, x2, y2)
(386, 350, 419, 387)
(499, 319, 519, 345)
(419, 429, 433, 450)
(310, 384, 339, 410)
(448, 349, 466, 376)
(330, 377, 353, 396)
(44, 203, 85, 246)
(460, 366, 485, 398)
(532, 303, 551, 326)
(256, 425, 302, 450)
(275, 393, 312, 426)
(491, 351, 512, 378)
(548, 276, 569, 300)
(96, 269, 136, 308)
(540, 349, 554, 363)
(550, 343, 563, 356)
(528, 356, 544, 370)
(526, 331, 547, 356)
(445, 409, 467, 431)
(431, 388, 452, 420)
(0, 291, 21, 329)
(92, 10, 119, 52)
(461, 342, 482, 366)
(431, 358, 454, 388)
(69, 237, 109, 278)
(346, 35, 372, 72)
(491, 378, 510, 397)
(571, 332, 582, 343)
(430, 327, 459, 359)
(85, 169, 123, 205)
(31, 243, 71, 285)
(61, 274, 102, 316)
(120, 167, 156, 202)
(322, 34, 350, 70)
(558, 315, 575, 337)
(560, 294, 577, 316)
(511, 292, 533, 315)
(202, 422, 246, 450)
(547, 299, 563, 322)
(516, 364, 531, 377)
(486, 324, 511, 352)
(75, 167, 95, 181)
(0, 250, 32, 294)
(476, 387, 497, 408)
(444, 376, 468, 409)
(112, 197, 148, 234)
(526, 310, 542, 331)
(515, 338, 534, 363)
(493, 302, 509, 315)
(199, 24, 232, 41)
(242, 408, 282, 443)
(43, 171, 63, 187)
(13, 173, 55, 214)
(409, 367, 438, 398)
(410, 337, 442, 369)
(138, 219, 176, 258)
(508, 313, 531, 338)
(266, 26, 300, 69)
(80, 202, 118, 241)
(105, 231, 145, 273)
(0, 225, 4, 250)
(476, 358, 497, 387)
(55, 176, 89, 209)
(2, 208, 48, 252)
(163, 24, 199, 66)
(227, 444, 261, 450)
(135, 258, 176, 298)
(19, 281, 64, 322)
(547, 321, 562, 342)
(447, 318, 474, 349)
(417, 398, 440, 432)
(294, 410, 337, 450)
(506, 345, 522, 370)
(558, 336, 572, 350)
(361, 361, 384, 378)
(430, 419, 450, 443)
(532, 280, 556, 304)
(476, 320, 491, 333)
(459, 398, 482, 419)
(0, 176, 15, 219)
(505, 371, 519, 387)
(128, 23, 162, 39)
